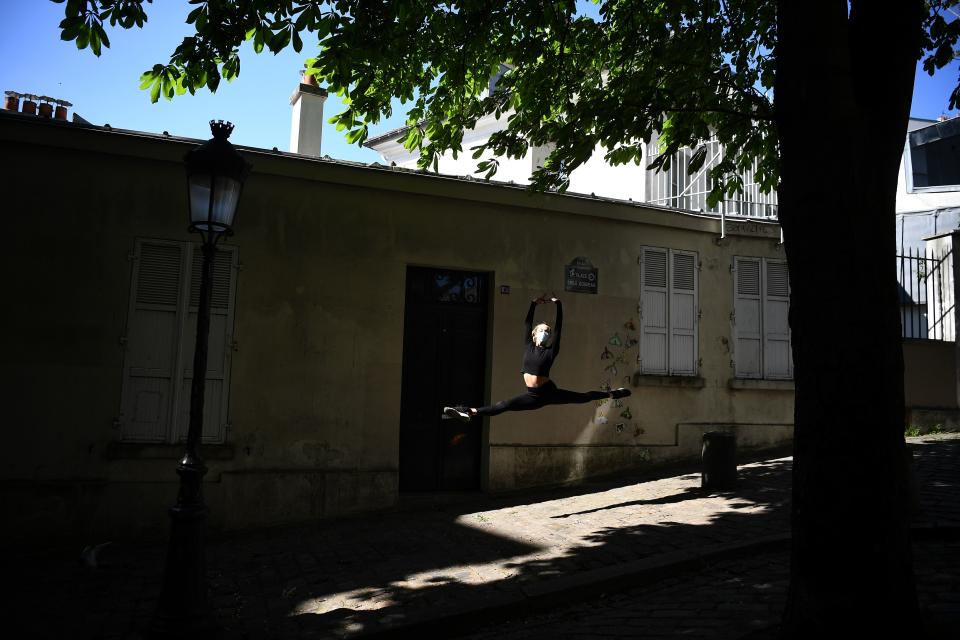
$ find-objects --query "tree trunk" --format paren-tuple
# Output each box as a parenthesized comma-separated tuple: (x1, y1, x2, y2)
(775, 1, 925, 636)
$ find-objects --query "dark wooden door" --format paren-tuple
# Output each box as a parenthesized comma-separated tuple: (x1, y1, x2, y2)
(399, 267, 488, 491)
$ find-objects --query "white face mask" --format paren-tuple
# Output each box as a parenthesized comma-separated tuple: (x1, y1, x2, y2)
(535, 329, 551, 346)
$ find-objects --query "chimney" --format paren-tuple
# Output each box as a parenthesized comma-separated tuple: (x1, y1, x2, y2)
(37, 96, 53, 119)
(6, 92, 72, 119)
(289, 70, 327, 157)
(21, 94, 37, 115)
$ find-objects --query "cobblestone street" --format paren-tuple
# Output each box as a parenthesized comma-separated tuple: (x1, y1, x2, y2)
(11, 435, 959, 639)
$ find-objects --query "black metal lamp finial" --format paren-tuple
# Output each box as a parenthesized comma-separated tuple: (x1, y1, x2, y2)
(209, 119, 234, 140)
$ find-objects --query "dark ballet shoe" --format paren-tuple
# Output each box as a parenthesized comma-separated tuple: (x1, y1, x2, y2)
(443, 406, 472, 422)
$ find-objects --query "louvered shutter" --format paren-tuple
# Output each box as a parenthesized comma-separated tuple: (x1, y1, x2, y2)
(733, 257, 762, 378)
(640, 247, 669, 374)
(119, 241, 183, 441)
(669, 250, 698, 375)
(175, 244, 237, 443)
(763, 260, 793, 379)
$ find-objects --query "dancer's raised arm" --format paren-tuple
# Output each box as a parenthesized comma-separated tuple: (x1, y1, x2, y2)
(549, 297, 562, 356)
(524, 297, 542, 344)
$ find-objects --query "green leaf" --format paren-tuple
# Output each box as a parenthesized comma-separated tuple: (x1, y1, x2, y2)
(687, 146, 708, 173)
(139, 70, 158, 90)
(316, 15, 333, 39)
(76, 27, 90, 50)
(90, 30, 102, 56)
(295, 9, 311, 31)
(59, 15, 83, 40)
(149, 78, 161, 103)
(269, 29, 291, 53)
(345, 125, 369, 145)
(97, 23, 110, 48)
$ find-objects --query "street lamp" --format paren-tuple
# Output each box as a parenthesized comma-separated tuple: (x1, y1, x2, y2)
(151, 120, 251, 638)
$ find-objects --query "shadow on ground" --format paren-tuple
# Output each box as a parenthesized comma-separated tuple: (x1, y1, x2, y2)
(11, 439, 958, 639)
(239, 458, 793, 638)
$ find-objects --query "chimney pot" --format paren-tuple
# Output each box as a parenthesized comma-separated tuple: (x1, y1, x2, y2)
(55, 105, 68, 120)
(38, 102, 53, 119)
(21, 96, 37, 116)
(4, 92, 19, 112)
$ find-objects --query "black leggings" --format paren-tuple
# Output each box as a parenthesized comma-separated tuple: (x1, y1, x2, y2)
(474, 380, 610, 417)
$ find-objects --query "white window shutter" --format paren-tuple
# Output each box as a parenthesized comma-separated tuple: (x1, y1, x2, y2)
(763, 259, 793, 379)
(175, 245, 237, 443)
(640, 247, 669, 374)
(669, 250, 698, 375)
(119, 240, 183, 441)
(733, 257, 763, 378)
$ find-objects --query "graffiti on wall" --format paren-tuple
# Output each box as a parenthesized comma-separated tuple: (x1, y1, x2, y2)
(595, 315, 645, 437)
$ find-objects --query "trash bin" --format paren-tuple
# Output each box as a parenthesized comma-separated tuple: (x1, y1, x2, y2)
(702, 431, 737, 489)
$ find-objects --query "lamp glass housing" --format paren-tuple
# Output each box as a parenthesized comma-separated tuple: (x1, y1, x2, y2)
(188, 173, 243, 233)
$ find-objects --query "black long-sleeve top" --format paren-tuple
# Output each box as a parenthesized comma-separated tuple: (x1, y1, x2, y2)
(521, 300, 562, 377)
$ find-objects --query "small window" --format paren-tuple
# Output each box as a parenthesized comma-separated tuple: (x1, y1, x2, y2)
(907, 118, 960, 191)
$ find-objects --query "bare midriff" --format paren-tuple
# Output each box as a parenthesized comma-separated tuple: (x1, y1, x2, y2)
(523, 373, 550, 388)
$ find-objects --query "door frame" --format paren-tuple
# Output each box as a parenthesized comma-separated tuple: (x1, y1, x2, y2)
(398, 263, 495, 492)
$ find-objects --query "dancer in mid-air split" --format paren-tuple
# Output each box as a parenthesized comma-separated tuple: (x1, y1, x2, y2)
(443, 294, 631, 422)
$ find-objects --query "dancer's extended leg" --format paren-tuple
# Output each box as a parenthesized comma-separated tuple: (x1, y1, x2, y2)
(548, 387, 611, 404)
(547, 385, 631, 405)
(474, 390, 545, 417)
(444, 385, 629, 421)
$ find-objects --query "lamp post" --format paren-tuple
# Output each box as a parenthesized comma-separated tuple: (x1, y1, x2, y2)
(151, 120, 251, 638)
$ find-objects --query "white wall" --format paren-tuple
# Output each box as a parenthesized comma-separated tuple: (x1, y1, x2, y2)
(370, 111, 649, 200)
(895, 118, 960, 250)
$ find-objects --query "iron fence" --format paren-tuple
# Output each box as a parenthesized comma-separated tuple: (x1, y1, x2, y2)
(897, 245, 955, 341)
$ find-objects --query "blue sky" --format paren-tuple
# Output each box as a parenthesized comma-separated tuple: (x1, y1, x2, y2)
(1, 0, 957, 164)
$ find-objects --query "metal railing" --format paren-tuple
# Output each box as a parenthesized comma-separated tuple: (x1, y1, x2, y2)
(646, 137, 779, 219)
(897, 245, 955, 341)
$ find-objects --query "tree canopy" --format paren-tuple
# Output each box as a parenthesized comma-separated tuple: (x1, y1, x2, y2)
(54, 0, 959, 201)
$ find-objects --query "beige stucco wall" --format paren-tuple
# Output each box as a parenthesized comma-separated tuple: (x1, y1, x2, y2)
(0, 115, 794, 543)
(903, 339, 957, 409)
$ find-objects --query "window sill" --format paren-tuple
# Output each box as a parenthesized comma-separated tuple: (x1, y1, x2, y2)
(906, 184, 960, 194)
(728, 378, 794, 391)
(106, 442, 235, 460)
(632, 374, 706, 389)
